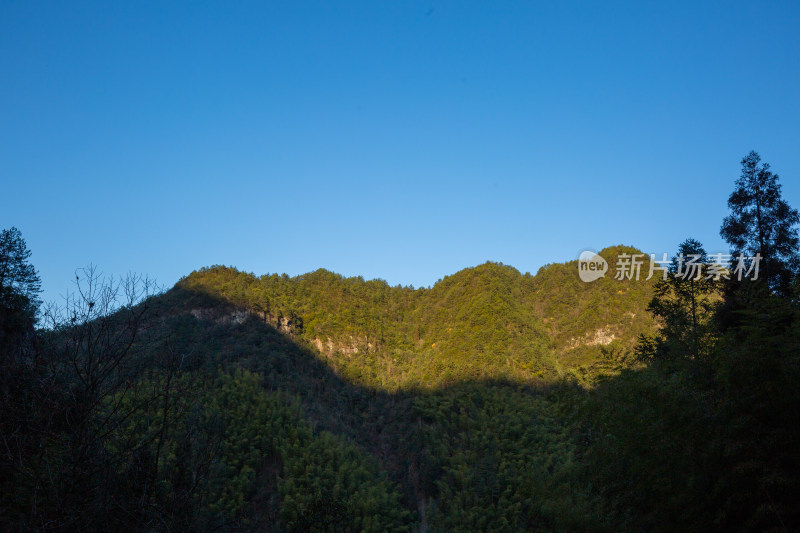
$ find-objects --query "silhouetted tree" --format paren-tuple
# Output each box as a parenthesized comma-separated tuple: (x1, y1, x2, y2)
(636, 238, 718, 360)
(720, 150, 799, 296)
(0, 226, 41, 352)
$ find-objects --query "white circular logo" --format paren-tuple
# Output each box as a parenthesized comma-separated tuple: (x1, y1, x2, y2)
(578, 250, 608, 282)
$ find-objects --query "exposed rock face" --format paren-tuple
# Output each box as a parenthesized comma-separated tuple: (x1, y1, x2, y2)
(189, 306, 375, 356)
(190, 307, 248, 324)
(189, 307, 304, 336)
(565, 326, 617, 349)
(311, 336, 375, 357)
(229, 310, 250, 325)
(276, 315, 295, 334)
(590, 327, 616, 346)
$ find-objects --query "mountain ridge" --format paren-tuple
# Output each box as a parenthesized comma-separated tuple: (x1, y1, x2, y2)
(172, 244, 657, 388)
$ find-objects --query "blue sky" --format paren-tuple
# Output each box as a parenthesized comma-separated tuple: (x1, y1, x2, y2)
(2, 1, 799, 304)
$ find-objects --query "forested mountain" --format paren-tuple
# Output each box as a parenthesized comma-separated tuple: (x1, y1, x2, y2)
(175, 243, 656, 389)
(2, 152, 799, 532)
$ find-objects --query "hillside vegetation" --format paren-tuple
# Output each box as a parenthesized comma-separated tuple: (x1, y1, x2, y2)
(175, 243, 656, 390)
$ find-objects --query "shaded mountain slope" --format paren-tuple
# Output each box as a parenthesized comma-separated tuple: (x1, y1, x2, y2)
(125, 248, 659, 529)
(146, 286, 599, 531)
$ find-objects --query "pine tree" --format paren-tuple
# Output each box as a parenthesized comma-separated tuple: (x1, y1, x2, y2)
(720, 150, 799, 296)
(0, 227, 41, 351)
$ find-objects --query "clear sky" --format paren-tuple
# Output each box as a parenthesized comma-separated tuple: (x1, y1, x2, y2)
(3, 1, 799, 304)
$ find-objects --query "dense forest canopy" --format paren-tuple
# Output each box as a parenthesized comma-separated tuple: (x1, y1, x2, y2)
(1, 151, 799, 531)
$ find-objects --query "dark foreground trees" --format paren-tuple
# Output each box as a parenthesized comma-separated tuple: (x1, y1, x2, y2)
(0, 234, 219, 531)
(0, 229, 409, 532)
(603, 151, 800, 531)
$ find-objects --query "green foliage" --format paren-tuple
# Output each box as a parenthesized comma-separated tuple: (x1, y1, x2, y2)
(149, 251, 661, 530)
(102, 367, 411, 531)
(176, 254, 657, 389)
(208, 369, 411, 532)
(531, 245, 657, 378)
(413, 382, 601, 532)
(580, 363, 719, 531)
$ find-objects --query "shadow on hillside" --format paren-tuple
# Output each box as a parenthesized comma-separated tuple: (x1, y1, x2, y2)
(138, 276, 800, 532)
(157, 284, 578, 512)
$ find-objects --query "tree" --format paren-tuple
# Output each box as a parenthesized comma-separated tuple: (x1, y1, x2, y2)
(0, 227, 41, 351)
(637, 238, 718, 360)
(720, 150, 799, 296)
(0, 226, 41, 302)
(712, 153, 800, 528)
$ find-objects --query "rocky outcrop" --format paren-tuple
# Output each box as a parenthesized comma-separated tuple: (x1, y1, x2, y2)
(310, 336, 375, 357)
(565, 326, 617, 349)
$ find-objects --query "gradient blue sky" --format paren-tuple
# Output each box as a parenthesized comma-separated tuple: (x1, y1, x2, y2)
(3, 1, 799, 304)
